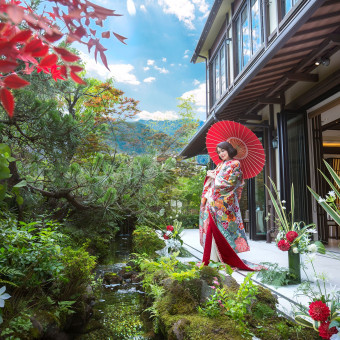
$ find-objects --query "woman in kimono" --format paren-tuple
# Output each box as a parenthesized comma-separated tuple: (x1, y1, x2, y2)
(199, 141, 253, 270)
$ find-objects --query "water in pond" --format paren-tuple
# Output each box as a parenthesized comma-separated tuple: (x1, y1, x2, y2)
(78, 235, 155, 340)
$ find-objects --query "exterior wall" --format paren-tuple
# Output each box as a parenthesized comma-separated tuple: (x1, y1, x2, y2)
(199, 0, 340, 242)
(207, 0, 305, 114)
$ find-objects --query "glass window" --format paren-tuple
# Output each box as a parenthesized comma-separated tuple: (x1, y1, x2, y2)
(210, 40, 229, 106)
(236, 0, 263, 73)
(239, 6, 250, 71)
(282, 0, 298, 17)
(215, 54, 220, 100)
(251, 0, 261, 54)
(220, 46, 226, 94)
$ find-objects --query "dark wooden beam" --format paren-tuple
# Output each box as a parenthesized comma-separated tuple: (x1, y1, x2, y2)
(286, 72, 319, 82)
(330, 33, 340, 45)
(323, 147, 340, 154)
(237, 114, 262, 121)
(258, 97, 282, 104)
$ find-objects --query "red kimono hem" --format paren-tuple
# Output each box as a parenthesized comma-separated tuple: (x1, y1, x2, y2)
(202, 211, 254, 271)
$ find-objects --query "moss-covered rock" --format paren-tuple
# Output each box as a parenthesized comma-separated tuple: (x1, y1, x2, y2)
(255, 285, 278, 310)
(199, 265, 219, 285)
(159, 280, 198, 315)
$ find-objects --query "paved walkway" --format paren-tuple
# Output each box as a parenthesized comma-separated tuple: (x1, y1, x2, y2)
(180, 229, 340, 318)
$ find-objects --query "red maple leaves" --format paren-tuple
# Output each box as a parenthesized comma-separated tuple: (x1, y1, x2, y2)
(0, 0, 127, 117)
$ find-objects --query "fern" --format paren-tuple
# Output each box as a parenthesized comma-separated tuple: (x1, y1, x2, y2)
(0, 266, 24, 287)
(256, 262, 293, 287)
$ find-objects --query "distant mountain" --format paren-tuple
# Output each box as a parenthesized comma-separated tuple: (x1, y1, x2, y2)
(106, 119, 204, 154)
(137, 119, 204, 136)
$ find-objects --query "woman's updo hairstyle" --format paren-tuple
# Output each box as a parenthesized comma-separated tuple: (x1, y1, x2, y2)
(216, 141, 237, 159)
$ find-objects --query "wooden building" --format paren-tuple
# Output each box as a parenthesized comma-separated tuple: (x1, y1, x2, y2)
(180, 0, 340, 245)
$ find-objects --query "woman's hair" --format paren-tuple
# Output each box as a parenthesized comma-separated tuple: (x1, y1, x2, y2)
(216, 141, 237, 159)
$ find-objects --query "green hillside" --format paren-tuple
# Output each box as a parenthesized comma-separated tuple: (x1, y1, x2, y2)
(106, 119, 204, 154)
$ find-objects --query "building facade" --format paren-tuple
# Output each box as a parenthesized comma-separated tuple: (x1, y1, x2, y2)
(180, 0, 340, 245)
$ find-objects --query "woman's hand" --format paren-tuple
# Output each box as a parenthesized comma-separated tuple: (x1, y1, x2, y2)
(207, 170, 216, 179)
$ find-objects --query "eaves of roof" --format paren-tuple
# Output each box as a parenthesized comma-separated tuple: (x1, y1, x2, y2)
(181, 0, 340, 159)
(191, 0, 224, 64)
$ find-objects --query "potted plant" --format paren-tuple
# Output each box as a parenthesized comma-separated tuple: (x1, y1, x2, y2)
(265, 178, 325, 283)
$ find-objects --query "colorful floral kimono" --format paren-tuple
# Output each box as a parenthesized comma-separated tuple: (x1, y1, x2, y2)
(199, 159, 253, 270)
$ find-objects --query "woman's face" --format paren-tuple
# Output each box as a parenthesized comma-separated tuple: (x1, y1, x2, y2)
(217, 147, 229, 161)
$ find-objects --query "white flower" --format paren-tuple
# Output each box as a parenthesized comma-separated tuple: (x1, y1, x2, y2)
(282, 206, 286, 210)
(318, 197, 326, 203)
(292, 247, 299, 254)
(307, 244, 317, 253)
(281, 200, 286, 204)
(175, 214, 178, 218)
(328, 191, 336, 198)
(306, 228, 317, 233)
(169, 216, 172, 219)
(0, 286, 11, 308)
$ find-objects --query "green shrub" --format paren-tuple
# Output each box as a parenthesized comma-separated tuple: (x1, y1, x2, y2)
(177, 213, 199, 229)
(132, 225, 165, 256)
(0, 218, 68, 287)
(61, 246, 96, 284)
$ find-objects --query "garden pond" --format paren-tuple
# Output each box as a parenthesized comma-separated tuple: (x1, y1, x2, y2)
(77, 234, 192, 340)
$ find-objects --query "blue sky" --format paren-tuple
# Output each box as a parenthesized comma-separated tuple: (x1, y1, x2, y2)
(76, 0, 213, 121)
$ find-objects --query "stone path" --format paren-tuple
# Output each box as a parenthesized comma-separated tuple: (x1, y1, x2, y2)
(180, 229, 340, 319)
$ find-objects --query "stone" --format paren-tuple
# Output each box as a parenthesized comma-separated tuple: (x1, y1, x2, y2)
(168, 318, 191, 340)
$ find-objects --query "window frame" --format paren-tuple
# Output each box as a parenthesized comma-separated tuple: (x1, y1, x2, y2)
(210, 39, 229, 108)
(281, 0, 298, 18)
(235, 0, 263, 74)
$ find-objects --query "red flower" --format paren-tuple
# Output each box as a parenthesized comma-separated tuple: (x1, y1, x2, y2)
(163, 234, 169, 240)
(309, 301, 331, 321)
(166, 225, 174, 231)
(318, 321, 338, 339)
(277, 239, 291, 251)
(286, 231, 299, 243)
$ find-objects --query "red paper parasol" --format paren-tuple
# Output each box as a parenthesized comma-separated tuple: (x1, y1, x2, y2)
(206, 120, 265, 179)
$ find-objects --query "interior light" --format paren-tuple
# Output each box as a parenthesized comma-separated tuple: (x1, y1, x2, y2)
(315, 57, 330, 66)
(323, 142, 340, 147)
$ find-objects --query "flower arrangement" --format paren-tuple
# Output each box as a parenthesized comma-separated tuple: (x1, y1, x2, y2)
(308, 160, 340, 226)
(295, 256, 340, 339)
(161, 219, 184, 254)
(265, 178, 324, 254)
(162, 219, 184, 244)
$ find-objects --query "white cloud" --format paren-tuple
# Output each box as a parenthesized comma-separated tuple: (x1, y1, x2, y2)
(162, 57, 167, 62)
(184, 49, 190, 59)
(143, 66, 150, 71)
(157, 0, 210, 30)
(140, 4, 147, 12)
(136, 110, 179, 120)
(154, 65, 169, 74)
(193, 79, 200, 86)
(80, 52, 141, 85)
(147, 59, 155, 66)
(158, 0, 195, 29)
(143, 77, 156, 83)
(192, 0, 209, 14)
(182, 82, 206, 113)
(170, 63, 175, 67)
(127, 0, 136, 15)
